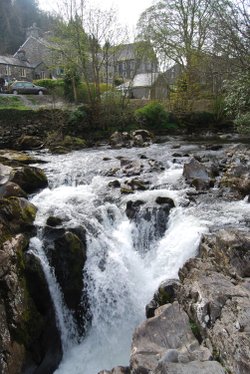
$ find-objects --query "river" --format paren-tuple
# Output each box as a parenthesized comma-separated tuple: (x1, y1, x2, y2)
(28, 140, 250, 373)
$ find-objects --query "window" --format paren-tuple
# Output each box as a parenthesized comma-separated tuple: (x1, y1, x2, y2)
(40, 71, 46, 79)
(21, 68, 26, 78)
(24, 82, 33, 87)
(56, 67, 64, 75)
(5, 65, 11, 76)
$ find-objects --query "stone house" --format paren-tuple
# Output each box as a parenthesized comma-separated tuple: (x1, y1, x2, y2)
(0, 54, 34, 84)
(0, 24, 59, 84)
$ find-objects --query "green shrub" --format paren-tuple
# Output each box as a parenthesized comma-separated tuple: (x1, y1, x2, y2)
(234, 112, 250, 133)
(213, 96, 226, 122)
(224, 72, 250, 117)
(68, 106, 87, 125)
(135, 102, 173, 130)
(33, 79, 64, 98)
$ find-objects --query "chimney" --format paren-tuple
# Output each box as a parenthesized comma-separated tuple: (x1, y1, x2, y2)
(17, 49, 27, 62)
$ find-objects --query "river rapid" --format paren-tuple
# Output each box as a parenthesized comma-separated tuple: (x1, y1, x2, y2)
(28, 140, 250, 374)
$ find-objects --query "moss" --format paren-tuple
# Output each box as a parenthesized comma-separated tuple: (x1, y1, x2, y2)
(189, 319, 202, 343)
(158, 288, 173, 305)
(0, 197, 37, 235)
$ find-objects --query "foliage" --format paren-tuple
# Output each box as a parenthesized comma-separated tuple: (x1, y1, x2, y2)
(33, 79, 64, 90)
(135, 102, 174, 130)
(224, 73, 250, 118)
(0, 0, 57, 54)
(212, 95, 226, 123)
(234, 113, 250, 134)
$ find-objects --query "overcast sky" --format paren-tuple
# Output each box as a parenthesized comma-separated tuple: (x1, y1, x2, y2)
(39, 0, 154, 33)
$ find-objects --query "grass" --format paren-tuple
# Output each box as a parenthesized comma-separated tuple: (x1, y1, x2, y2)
(0, 96, 29, 110)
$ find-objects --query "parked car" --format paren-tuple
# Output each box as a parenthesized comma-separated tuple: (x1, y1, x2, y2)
(9, 81, 47, 95)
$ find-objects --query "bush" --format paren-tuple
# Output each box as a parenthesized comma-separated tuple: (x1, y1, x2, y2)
(135, 102, 174, 130)
(234, 112, 250, 133)
(33, 79, 64, 98)
(224, 73, 250, 117)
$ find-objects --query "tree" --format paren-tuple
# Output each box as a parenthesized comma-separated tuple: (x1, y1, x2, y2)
(0, 0, 57, 54)
(138, 0, 215, 69)
(212, 0, 250, 71)
(52, 1, 127, 106)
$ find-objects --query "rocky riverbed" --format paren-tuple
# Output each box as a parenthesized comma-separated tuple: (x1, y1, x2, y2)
(0, 134, 249, 374)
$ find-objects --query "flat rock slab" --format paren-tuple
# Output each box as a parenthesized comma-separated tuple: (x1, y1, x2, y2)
(130, 302, 220, 373)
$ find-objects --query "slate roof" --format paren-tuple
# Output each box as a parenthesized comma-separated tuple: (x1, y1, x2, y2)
(0, 55, 32, 68)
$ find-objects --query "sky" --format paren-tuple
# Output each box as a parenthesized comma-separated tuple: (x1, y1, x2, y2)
(38, 0, 154, 33)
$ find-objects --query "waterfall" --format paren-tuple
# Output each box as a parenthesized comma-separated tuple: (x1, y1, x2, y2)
(28, 143, 250, 374)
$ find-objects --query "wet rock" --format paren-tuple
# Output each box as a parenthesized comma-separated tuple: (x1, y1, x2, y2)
(126, 178, 150, 191)
(125, 200, 146, 220)
(121, 159, 143, 177)
(23, 252, 62, 373)
(0, 150, 37, 165)
(148, 159, 165, 172)
(109, 130, 153, 149)
(126, 199, 175, 249)
(46, 216, 63, 227)
(0, 181, 27, 198)
(220, 146, 250, 198)
(108, 180, 121, 188)
(0, 234, 53, 374)
(183, 158, 211, 190)
(106, 167, 120, 177)
(51, 231, 87, 326)
(121, 186, 134, 194)
(0, 197, 37, 236)
(110, 131, 132, 148)
(132, 129, 153, 142)
(16, 135, 44, 150)
(155, 196, 175, 207)
(0, 163, 12, 184)
(10, 166, 48, 193)
(146, 279, 180, 318)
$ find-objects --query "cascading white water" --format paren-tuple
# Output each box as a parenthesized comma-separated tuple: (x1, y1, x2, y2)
(29, 142, 250, 374)
(28, 237, 79, 353)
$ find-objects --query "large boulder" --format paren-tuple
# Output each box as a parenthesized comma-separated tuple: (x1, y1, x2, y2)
(126, 198, 175, 252)
(10, 166, 48, 194)
(0, 182, 27, 198)
(0, 235, 45, 374)
(183, 158, 213, 190)
(0, 163, 12, 184)
(109, 130, 153, 149)
(177, 229, 250, 374)
(130, 302, 221, 373)
(51, 230, 87, 328)
(0, 197, 37, 238)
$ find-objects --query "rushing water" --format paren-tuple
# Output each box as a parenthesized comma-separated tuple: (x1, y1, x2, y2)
(29, 141, 250, 374)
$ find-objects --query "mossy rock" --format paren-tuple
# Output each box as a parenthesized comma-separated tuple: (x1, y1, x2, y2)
(10, 166, 48, 193)
(46, 216, 63, 227)
(52, 231, 87, 310)
(0, 150, 37, 165)
(0, 182, 27, 199)
(0, 197, 37, 234)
